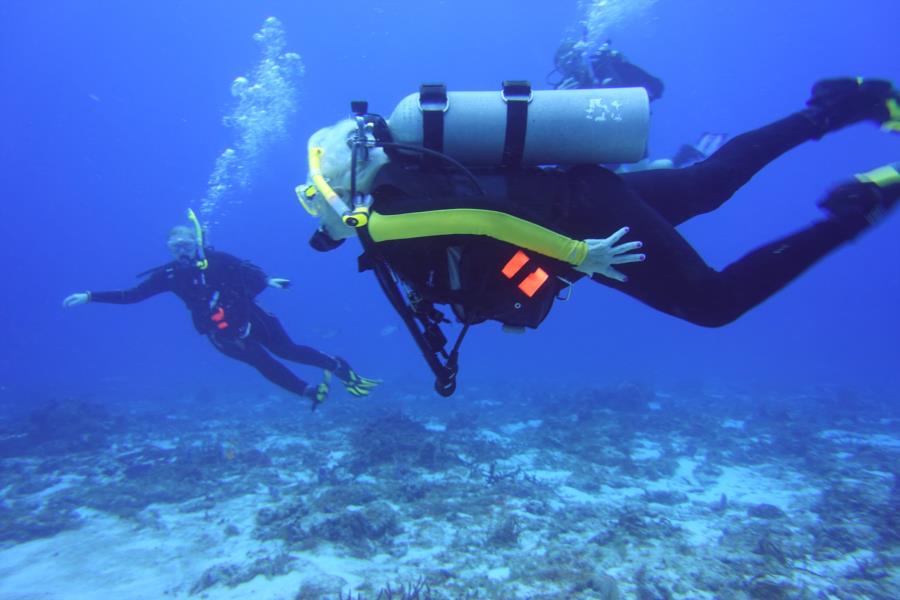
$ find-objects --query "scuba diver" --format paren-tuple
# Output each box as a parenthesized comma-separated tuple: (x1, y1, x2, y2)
(62, 212, 379, 407)
(551, 36, 726, 172)
(551, 38, 665, 101)
(298, 77, 900, 397)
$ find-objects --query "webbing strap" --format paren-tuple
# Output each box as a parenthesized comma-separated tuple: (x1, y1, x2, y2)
(501, 80, 532, 168)
(419, 83, 448, 170)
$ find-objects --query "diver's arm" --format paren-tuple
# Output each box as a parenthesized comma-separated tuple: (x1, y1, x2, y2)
(87, 272, 170, 304)
(368, 208, 590, 265)
(239, 261, 269, 297)
(209, 250, 271, 297)
(368, 209, 645, 280)
(615, 61, 665, 101)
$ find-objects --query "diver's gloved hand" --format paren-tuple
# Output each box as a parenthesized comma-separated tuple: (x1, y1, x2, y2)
(302, 371, 332, 410)
(806, 78, 900, 135)
(333, 357, 381, 397)
(63, 292, 90, 308)
(574, 226, 646, 282)
(267, 277, 292, 289)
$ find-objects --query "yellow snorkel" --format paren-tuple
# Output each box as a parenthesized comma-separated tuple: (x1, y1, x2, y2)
(299, 146, 371, 228)
(302, 147, 359, 224)
(186, 208, 209, 270)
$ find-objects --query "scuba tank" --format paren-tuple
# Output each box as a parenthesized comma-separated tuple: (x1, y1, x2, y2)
(385, 81, 649, 167)
(306, 81, 652, 223)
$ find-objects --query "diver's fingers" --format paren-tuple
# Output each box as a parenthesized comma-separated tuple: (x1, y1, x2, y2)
(603, 226, 630, 246)
(610, 253, 646, 265)
(611, 240, 643, 254)
(597, 265, 627, 282)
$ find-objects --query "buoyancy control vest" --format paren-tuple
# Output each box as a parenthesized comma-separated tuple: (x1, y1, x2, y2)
(138, 250, 268, 336)
(368, 163, 576, 329)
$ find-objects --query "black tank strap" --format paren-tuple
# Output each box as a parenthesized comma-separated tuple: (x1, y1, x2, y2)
(419, 83, 448, 170)
(501, 80, 532, 168)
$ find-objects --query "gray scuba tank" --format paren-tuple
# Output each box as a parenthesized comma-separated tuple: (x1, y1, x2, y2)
(386, 84, 649, 166)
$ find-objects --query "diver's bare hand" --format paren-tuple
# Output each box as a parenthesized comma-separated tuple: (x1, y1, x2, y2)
(574, 227, 645, 282)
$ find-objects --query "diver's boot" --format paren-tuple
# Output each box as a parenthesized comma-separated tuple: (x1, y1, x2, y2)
(804, 78, 900, 138)
(819, 163, 900, 234)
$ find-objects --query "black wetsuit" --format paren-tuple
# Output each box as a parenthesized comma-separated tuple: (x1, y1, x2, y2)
(589, 49, 665, 101)
(554, 45, 664, 101)
(364, 110, 862, 330)
(90, 250, 338, 396)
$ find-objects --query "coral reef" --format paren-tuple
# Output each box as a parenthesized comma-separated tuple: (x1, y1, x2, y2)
(2, 381, 899, 598)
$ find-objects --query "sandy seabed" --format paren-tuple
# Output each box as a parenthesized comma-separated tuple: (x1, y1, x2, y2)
(1, 382, 898, 599)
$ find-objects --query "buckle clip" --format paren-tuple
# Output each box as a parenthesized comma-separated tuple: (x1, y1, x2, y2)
(556, 277, 575, 302)
(418, 83, 449, 112)
(501, 80, 533, 103)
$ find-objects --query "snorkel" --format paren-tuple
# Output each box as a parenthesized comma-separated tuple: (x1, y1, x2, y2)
(186, 208, 208, 270)
(305, 146, 353, 221)
(299, 142, 363, 252)
(297, 146, 355, 252)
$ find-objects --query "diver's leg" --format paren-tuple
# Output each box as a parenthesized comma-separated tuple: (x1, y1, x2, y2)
(622, 78, 898, 225)
(249, 307, 338, 370)
(246, 305, 379, 395)
(209, 334, 310, 396)
(620, 113, 819, 225)
(595, 213, 862, 327)
(565, 167, 875, 327)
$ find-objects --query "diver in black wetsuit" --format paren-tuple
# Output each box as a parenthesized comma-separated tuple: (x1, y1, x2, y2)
(63, 224, 379, 406)
(551, 38, 665, 101)
(301, 77, 900, 395)
(551, 36, 727, 171)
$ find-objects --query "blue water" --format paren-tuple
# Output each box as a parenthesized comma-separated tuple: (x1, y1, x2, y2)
(2, 2, 900, 597)
(1, 0, 898, 406)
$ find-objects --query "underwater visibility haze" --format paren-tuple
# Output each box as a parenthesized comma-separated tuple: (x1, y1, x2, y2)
(0, 0, 899, 597)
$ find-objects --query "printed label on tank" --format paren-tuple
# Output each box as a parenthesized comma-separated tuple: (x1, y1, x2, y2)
(585, 98, 625, 123)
